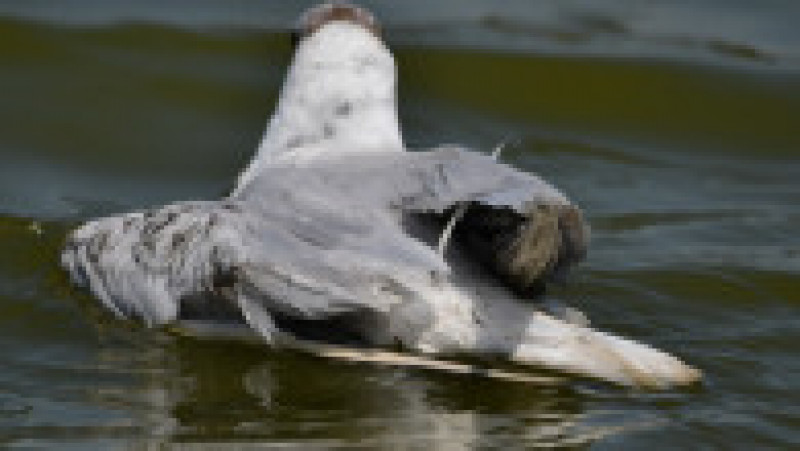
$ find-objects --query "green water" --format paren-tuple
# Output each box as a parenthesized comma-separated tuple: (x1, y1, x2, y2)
(1, 1, 799, 448)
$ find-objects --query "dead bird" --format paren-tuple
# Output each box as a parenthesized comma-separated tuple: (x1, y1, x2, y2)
(61, 2, 700, 389)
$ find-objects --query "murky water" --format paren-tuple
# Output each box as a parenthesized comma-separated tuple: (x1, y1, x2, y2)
(1, 1, 798, 448)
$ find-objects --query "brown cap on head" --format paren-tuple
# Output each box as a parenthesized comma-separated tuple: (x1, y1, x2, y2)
(294, 2, 381, 42)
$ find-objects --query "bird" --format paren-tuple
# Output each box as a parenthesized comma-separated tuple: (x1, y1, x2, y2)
(61, 2, 700, 388)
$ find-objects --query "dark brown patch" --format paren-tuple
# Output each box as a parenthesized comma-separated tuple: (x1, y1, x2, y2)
(431, 202, 589, 299)
(296, 3, 381, 41)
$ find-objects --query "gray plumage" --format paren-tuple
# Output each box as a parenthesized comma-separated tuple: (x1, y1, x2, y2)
(62, 146, 585, 340)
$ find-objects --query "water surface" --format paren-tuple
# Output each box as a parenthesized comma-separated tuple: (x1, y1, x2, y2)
(1, 1, 798, 448)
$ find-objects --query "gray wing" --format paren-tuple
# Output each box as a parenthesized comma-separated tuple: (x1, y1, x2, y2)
(61, 197, 445, 340)
(239, 145, 589, 295)
(62, 145, 587, 341)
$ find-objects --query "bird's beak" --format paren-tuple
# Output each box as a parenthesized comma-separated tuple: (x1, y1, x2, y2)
(292, 2, 381, 47)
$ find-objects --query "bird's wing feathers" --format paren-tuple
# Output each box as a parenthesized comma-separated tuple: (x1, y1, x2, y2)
(240, 145, 572, 213)
(62, 146, 587, 338)
(62, 195, 445, 334)
(241, 145, 589, 293)
(62, 201, 251, 326)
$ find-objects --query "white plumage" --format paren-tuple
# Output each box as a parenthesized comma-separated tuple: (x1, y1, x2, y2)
(61, 4, 700, 388)
(235, 21, 404, 193)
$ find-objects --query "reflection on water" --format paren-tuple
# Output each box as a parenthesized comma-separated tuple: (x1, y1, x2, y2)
(0, 277, 664, 449)
(0, 0, 799, 448)
(75, 332, 670, 448)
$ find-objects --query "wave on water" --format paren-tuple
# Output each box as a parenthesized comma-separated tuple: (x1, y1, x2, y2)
(1, 0, 799, 70)
(0, 3, 799, 448)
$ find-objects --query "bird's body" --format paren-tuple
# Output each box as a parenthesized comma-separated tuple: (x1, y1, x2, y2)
(61, 4, 700, 388)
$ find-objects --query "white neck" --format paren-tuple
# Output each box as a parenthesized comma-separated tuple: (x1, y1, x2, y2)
(232, 22, 404, 195)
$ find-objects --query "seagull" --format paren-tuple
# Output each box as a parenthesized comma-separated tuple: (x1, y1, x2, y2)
(61, 2, 700, 388)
